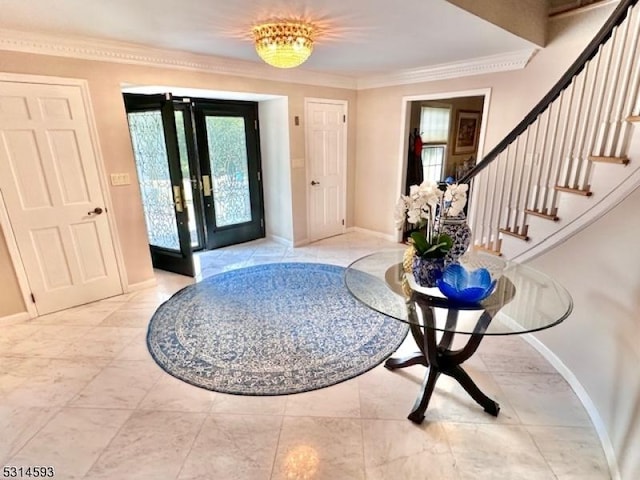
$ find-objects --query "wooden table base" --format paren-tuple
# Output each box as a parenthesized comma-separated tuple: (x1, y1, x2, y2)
(385, 299, 500, 424)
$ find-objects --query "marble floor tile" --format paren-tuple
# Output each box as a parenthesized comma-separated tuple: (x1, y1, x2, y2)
(138, 374, 217, 413)
(419, 371, 521, 425)
(59, 327, 142, 360)
(271, 417, 365, 480)
(358, 364, 424, 420)
(98, 309, 155, 328)
(284, 379, 360, 418)
(443, 423, 556, 480)
(527, 425, 610, 479)
(362, 419, 459, 480)
(33, 303, 120, 326)
(114, 336, 156, 363)
(480, 351, 558, 374)
(178, 414, 282, 480)
(8, 407, 132, 479)
(69, 360, 162, 409)
(6, 325, 93, 358)
(210, 393, 288, 416)
(476, 335, 540, 357)
(0, 405, 59, 464)
(1, 358, 106, 407)
(84, 410, 205, 480)
(493, 372, 592, 427)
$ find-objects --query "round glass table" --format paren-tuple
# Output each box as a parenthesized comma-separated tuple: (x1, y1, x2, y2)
(345, 249, 573, 423)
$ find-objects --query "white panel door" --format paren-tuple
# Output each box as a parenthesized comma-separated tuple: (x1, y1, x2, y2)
(306, 100, 346, 242)
(0, 80, 122, 315)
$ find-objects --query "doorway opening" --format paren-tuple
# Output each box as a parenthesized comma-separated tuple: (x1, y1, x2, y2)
(398, 89, 492, 241)
(123, 92, 265, 276)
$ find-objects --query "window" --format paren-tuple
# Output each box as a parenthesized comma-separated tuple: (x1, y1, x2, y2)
(420, 106, 451, 182)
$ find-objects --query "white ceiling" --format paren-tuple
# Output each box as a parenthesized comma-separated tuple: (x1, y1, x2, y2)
(0, 0, 538, 78)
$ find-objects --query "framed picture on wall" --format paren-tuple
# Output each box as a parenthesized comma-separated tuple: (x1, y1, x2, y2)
(453, 110, 481, 155)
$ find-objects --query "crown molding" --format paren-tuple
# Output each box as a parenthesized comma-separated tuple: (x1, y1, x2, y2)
(0, 28, 358, 90)
(356, 49, 537, 90)
(0, 28, 536, 91)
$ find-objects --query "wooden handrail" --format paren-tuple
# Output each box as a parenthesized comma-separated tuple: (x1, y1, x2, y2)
(459, 0, 638, 184)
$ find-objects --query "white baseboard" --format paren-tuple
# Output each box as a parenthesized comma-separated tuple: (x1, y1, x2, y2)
(267, 234, 293, 247)
(523, 333, 620, 480)
(126, 278, 157, 292)
(0, 311, 31, 324)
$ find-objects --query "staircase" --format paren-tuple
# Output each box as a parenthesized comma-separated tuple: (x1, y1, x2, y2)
(463, 0, 640, 261)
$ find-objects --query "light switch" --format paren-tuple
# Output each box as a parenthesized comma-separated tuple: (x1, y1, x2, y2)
(110, 173, 131, 186)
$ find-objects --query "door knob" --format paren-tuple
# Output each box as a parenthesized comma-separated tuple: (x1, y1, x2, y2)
(88, 207, 103, 215)
(311, 180, 320, 185)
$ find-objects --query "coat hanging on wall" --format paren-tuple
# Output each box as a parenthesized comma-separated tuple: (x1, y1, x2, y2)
(405, 127, 424, 194)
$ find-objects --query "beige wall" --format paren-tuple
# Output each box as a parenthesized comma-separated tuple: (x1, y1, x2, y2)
(354, 3, 614, 236)
(529, 185, 640, 479)
(0, 51, 357, 316)
(259, 98, 294, 242)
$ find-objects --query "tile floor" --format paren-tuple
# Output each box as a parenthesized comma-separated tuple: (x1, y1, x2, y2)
(0, 232, 610, 479)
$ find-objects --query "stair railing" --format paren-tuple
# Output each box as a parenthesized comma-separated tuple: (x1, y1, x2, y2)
(461, 0, 640, 254)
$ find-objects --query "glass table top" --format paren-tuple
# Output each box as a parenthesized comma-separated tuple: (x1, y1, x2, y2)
(344, 249, 573, 335)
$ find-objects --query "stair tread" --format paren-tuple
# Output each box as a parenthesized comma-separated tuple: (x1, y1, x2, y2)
(555, 185, 593, 196)
(499, 227, 530, 241)
(525, 209, 560, 221)
(589, 155, 629, 165)
(627, 115, 640, 122)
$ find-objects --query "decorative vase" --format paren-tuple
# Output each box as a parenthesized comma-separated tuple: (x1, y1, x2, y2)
(438, 214, 471, 265)
(412, 256, 446, 288)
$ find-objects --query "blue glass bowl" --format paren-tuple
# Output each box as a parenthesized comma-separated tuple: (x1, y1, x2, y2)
(436, 264, 497, 304)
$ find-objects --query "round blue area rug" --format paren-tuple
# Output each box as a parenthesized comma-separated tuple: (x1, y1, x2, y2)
(147, 263, 408, 395)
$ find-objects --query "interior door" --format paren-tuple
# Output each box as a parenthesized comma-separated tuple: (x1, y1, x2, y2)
(194, 101, 265, 249)
(0, 80, 122, 315)
(124, 93, 194, 276)
(306, 99, 347, 241)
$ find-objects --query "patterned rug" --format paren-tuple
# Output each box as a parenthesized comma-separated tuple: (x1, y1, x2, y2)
(147, 263, 408, 395)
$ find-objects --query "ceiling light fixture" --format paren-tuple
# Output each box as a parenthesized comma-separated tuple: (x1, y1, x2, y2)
(252, 19, 315, 69)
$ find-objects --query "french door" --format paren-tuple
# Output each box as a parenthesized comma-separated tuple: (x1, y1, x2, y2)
(124, 94, 195, 276)
(194, 101, 264, 249)
(124, 94, 265, 275)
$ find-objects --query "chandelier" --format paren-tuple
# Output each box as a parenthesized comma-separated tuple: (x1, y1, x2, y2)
(252, 20, 315, 69)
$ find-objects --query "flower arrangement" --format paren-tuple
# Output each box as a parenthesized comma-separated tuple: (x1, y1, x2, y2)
(394, 180, 469, 258)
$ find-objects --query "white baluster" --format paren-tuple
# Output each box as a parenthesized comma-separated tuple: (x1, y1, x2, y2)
(550, 81, 576, 207)
(582, 28, 619, 188)
(492, 151, 510, 252)
(572, 56, 600, 188)
(503, 139, 520, 232)
(593, 20, 629, 155)
(613, 4, 640, 158)
(540, 97, 563, 215)
(605, 5, 640, 156)
(514, 126, 533, 235)
(560, 71, 587, 189)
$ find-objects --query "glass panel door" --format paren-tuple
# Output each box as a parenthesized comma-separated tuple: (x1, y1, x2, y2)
(174, 105, 205, 249)
(124, 93, 195, 277)
(206, 116, 252, 227)
(194, 101, 264, 249)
